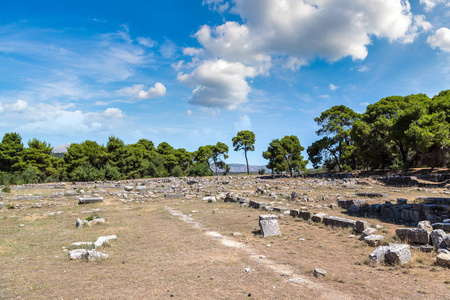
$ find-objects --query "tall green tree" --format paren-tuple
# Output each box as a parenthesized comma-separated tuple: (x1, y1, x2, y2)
(308, 105, 359, 171)
(232, 130, 255, 175)
(0, 132, 26, 172)
(263, 136, 307, 176)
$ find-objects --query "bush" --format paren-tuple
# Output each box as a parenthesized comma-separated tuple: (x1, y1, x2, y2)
(70, 162, 104, 181)
(22, 166, 40, 183)
(171, 165, 183, 177)
(188, 162, 213, 177)
(258, 169, 265, 175)
(104, 164, 121, 180)
(2, 185, 11, 193)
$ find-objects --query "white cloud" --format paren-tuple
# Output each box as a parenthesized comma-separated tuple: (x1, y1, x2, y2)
(183, 47, 204, 56)
(179, 0, 431, 110)
(420, 0, 447, 11)
(358, 66, 370, 72)
(234, 115, 252, 131)
(202, 0, 230, 13)
(186, 110, 193, 115)
(103, 108, 124, 119)
(177, 59, 258, 110)
(135, 83, 167, 100)
(137, 37, 156, 47)
(116, 83, 166, 100)
(2, 99, 29, 112)
(159, 40, 178, 59)
(428, 27, 450, 52)
(318, 95, 330, 99)
(329, 84, 338, 91)
(95, 101, 108, 106)
(12, 103, 126, 136)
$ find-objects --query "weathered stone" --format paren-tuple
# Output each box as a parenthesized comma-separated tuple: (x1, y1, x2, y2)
(290, 209, 299, 217)
(70, 242, 94, 248)
(430, 229, 447, 248)
(311, 212, 328, 223)
(355, 220, 369, 233)
(88, 218, 105, 226)
(164, 194, 184, 199)
(272, 206, 289, 213)
(249, 201, 267, 209)
(361, 228, 378, 240)
(436, 253, 450, 268)
(203, 196, 216, 202)
(299, 211, 312, 221)
(68, 249, 109, 261)
(395, 228, 429, 244)
(313, 268, 327, 278)
(124, 186, 134, 192)
(347, 204, 360, 215)
(75, 218, 83, 228)
(443, 235, 450, 248)
(259, 215, 281, 237)
(323, 216, 356, 230)
(417, 220, 433, 231)
(135, 186, 146, 192)
(364, 235, 385, 247)
(94, 235, 117, 248)
(385, 244, 411, 265)
(337, 200, 354, 209)
(78, 197, 103, 204)
(368, 246, 389, 263)
(356, 192, 388, 198)
(432, 223, 450, 233)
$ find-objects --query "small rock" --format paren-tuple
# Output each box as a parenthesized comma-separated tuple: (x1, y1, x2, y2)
(313, 268, 327, 278)
(436, 253, 450, 268)
(364, 235, 385, 247)
(75, 218, 83, 228)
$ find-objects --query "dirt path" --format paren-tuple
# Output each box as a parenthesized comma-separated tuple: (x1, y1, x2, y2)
(166, 206, 354, 300)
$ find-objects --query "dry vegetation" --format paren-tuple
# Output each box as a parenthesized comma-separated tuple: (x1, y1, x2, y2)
(0, 175, 449, 299)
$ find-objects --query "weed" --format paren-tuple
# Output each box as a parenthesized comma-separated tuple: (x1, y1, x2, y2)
(2, 185, 11, 193)
(85, 211, 100, 221)
(5, 203, 14, 209)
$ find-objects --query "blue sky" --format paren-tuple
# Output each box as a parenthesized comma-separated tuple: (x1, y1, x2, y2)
(0, 0, 449, 166)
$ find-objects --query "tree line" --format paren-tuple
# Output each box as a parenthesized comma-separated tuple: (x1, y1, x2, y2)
(0, 89, 448, 184)
(307, 89, 450, 171)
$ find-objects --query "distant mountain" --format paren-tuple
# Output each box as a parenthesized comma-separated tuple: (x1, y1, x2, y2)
(52, 143, 71, 153)
(225, 163, 270, 173)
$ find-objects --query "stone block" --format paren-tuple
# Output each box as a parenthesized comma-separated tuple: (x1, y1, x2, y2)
(78, 197, 103, 204)
(432, 223, 450, 233)
(430, 230, 447, 248)
(395, 228, 429, 244)
(436, 253, 450, 268)
(355, 220, 369, 233)
(259, 214, 281, 237)
(290, 209, 299, 217)
(385, 244, 411, 265)
(164, 194, 184, 199)
(299, 211, 312, 221)
(312, 212, 328, 223)
(369, 246, 389, 263)
(364, 235, 385, 247)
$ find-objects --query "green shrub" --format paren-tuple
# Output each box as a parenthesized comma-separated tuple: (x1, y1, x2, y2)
(258, 169, 265, 175)
(171, 165, 183, 177)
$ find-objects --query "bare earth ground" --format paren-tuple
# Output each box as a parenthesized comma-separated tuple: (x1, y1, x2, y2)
(0, 175, 449, 299)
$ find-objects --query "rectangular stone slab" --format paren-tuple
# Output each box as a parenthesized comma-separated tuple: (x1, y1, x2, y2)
(78, 197, 103, 204)
(259, 214, 281, 237)
(164, 194, 184, 198)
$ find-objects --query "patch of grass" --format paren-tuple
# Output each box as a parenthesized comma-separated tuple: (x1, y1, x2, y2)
(85, 211, 100, 221)
(2, 185, 11, 193)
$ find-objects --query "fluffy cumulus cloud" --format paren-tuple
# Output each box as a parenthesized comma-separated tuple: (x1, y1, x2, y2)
(427, 27, 450, 52)
(202, 0, 230, 13)
(329, 84, 339, 91)
(136, 83, 166, 100)
(117, 82, 166, 100)
(180, 0, 431, 110)
(177, 59, 257, 110)
(103, 107, 124, 119)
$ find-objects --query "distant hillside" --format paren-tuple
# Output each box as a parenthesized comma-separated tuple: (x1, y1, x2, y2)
(52, 143, 71, 153)
(226, 163, 270, 173)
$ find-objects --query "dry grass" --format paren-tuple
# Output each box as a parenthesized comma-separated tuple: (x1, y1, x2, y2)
(0, 179, 449, 299)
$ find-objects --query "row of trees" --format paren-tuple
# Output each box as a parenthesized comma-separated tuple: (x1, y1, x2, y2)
(1, 89, 448, 183)
(307, 90, 450, 170)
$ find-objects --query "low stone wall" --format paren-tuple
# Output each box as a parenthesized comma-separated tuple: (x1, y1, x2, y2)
(343, 197, 449, 228)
